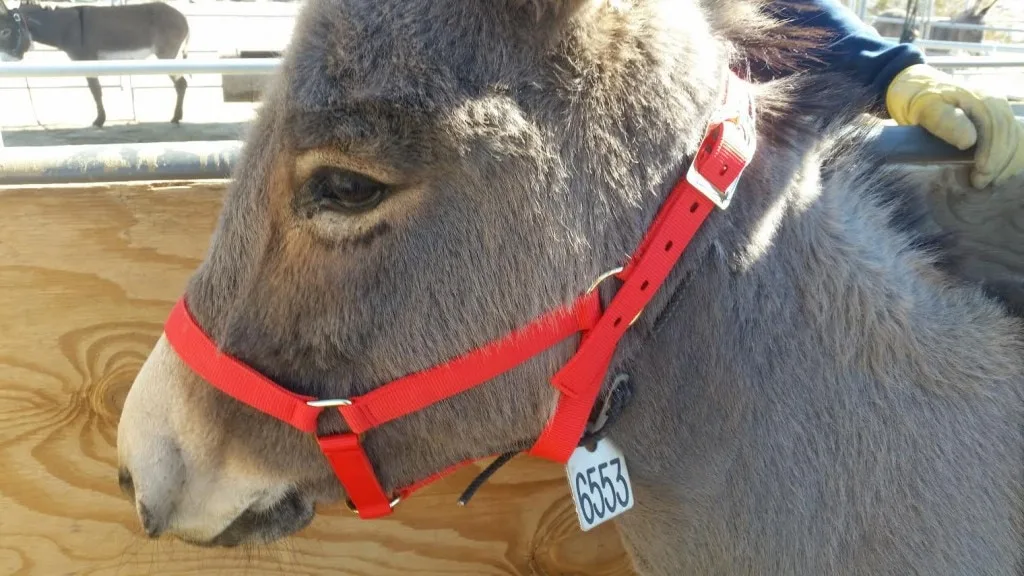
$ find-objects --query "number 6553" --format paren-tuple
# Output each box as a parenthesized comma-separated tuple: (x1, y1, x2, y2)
(574, 457, 630, 524)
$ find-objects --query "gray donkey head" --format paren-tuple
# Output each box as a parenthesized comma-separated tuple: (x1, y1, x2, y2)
(0, 0, 30, 61)
(115, 0, 1024, 573)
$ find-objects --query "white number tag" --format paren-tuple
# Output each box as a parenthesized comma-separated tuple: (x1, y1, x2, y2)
(565, 438, 634, 531)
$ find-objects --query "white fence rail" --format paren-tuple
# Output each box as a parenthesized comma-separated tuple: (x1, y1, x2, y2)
(0, 58, 281, 78)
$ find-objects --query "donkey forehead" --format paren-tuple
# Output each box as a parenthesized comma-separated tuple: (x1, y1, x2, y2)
(289, 0, 538, 99)
(280, 0, 549, 150)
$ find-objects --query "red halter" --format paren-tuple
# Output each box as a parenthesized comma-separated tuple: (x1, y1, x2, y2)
(163, 71, 757, 520)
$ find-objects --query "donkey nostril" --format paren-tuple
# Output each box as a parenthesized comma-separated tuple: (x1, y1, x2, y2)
(138, 502, 164, 538)
(118, 468, 135, 500)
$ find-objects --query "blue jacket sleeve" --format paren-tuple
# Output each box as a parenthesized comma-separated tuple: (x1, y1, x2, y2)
(762, 0, 926, 112)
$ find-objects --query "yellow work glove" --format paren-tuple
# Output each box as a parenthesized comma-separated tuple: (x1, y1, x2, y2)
(886, 63, 1024, 189)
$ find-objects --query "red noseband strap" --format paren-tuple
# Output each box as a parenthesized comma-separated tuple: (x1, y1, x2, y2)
(163, 71, 757, 519)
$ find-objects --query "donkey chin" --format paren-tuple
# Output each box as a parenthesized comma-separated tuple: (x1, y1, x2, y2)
(188, 490, 317, 548)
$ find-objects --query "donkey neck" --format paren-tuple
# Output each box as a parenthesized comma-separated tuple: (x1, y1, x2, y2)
(20, 6, 82, 53)
(592, 97, 1023, 572)
(599, 144, 865, 572)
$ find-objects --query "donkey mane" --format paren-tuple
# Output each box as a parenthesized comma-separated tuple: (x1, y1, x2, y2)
(695, 0, 964, 277)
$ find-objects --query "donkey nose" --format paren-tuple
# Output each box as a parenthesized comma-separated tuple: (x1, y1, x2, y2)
(138, 502, 165, 538)
(118, 468, 135, 500)
(118, 435, 185, 539)
(125, 464, 181, 538)
(118, 469, 166, 537)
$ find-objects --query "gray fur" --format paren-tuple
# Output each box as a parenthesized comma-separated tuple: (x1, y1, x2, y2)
(118, 0, 1024, 572)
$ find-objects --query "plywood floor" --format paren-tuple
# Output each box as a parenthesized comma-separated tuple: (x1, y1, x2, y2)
(0, 180, 635, 575)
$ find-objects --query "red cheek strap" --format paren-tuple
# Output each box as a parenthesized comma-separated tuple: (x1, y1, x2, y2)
(317, 434, 396, 519)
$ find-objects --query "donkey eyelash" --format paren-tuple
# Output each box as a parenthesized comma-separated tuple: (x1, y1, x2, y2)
(296, 166, 391, 217)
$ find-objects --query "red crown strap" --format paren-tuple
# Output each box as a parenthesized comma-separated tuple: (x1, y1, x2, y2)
(529, 170, 718, 462)
(529, 74, 755, 463)
(337, 294, 603, 434)
(164, 299, 323, 433)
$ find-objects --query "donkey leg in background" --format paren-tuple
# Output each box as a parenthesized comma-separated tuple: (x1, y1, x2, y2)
(156, 38, 187, 124)
(86, 76, 106, 128)
(167, 74, 186, 124)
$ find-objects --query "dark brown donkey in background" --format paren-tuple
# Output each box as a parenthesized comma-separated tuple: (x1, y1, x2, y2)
(873, 0, 999, 50)
(0, 0, 189, 128)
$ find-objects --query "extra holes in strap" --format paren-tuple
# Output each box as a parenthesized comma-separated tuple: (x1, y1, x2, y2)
(626, 222, 693, 328)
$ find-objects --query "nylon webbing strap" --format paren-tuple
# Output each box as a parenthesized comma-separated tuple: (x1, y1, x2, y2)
(337, 295, 603, 434)
(164, 299, 323, 433)
(318, 434, 394, 519)
(528, 181, 717, 462)
(529, 74, 755, 462)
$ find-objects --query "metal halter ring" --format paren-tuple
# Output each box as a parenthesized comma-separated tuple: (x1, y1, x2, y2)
(345, 495, 402, 514)
(585, 266, 645, 328)
(586, 266, 625, 295)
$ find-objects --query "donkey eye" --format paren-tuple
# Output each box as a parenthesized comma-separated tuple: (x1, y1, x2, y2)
(0, 29, 10, 39)
(301, 167, 389, 213)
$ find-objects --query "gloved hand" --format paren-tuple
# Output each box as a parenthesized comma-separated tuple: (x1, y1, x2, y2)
(886, 63, 1024, 189)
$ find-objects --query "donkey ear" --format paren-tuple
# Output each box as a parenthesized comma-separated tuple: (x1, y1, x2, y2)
(968, 0, 997, 16)
(0, 1, 8, 16)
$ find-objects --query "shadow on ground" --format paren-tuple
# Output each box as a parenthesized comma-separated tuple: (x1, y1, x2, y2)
(2, 121, 252, 147)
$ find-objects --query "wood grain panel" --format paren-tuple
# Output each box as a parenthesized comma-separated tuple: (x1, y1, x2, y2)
(0, 181, 635, 576)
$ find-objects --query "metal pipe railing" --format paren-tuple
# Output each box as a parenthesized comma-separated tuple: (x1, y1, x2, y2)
(2, 123, 1016, 186)
(0, 140, 242, 185)
(1, 55, 1022, 82)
